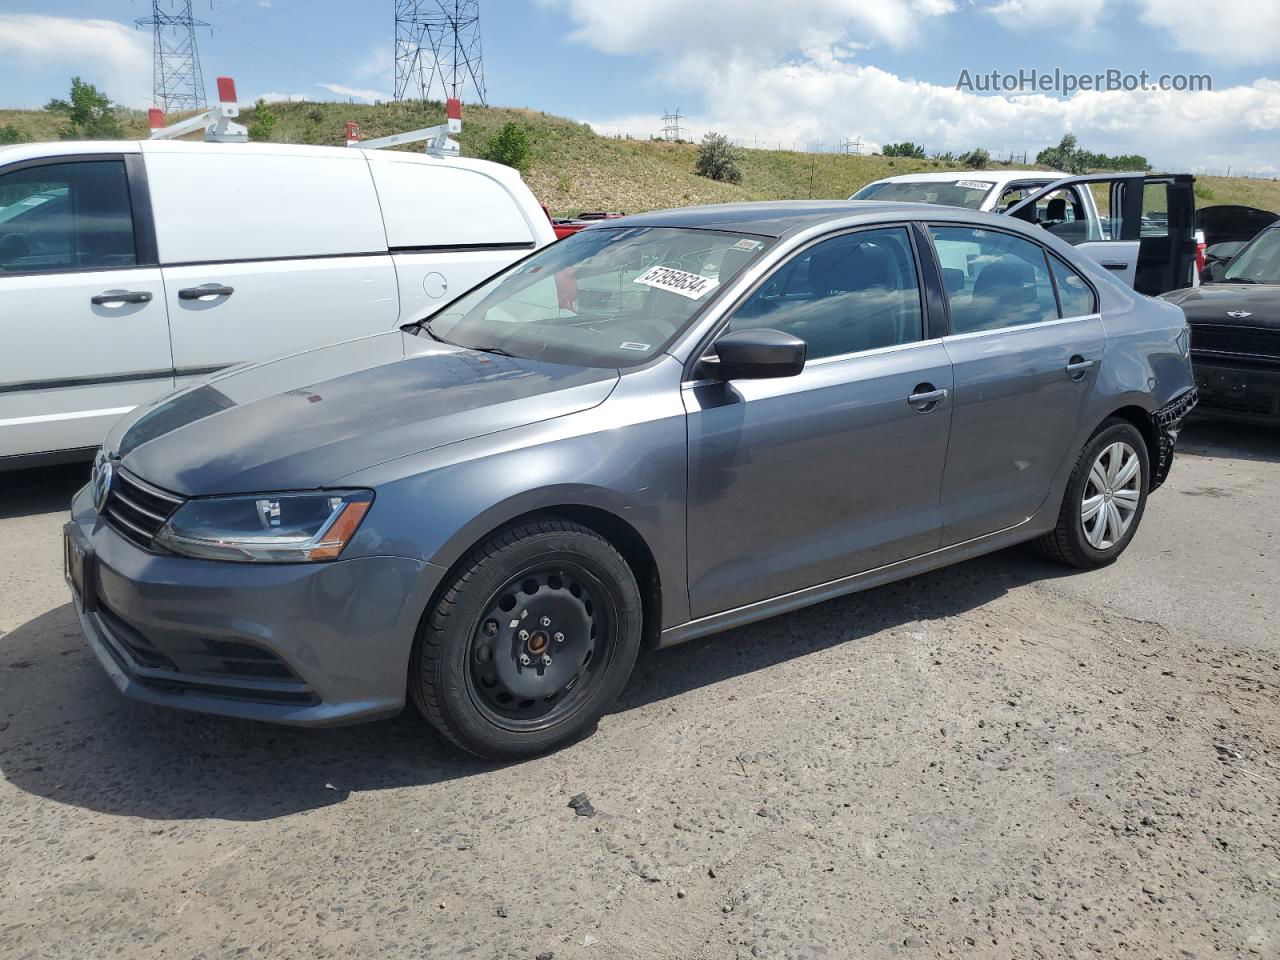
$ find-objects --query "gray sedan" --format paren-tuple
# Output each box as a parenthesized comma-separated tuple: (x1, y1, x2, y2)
(66, 201, 1197, 758)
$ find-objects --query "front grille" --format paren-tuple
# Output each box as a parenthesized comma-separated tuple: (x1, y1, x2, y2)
(1190, 324, 1280, 364)
(103, 468, 184, 549)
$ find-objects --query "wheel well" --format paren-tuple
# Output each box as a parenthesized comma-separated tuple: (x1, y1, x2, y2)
(1105, 405, 1158, 466)
(431, 505, 663, 649)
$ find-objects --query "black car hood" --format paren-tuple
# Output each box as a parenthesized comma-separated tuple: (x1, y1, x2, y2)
(108, 332, 619, 496)
(1196, 205, 1279, 246)
(1160, 284, 1280, 329)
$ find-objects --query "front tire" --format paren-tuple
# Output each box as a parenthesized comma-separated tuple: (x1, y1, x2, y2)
(1036, 419, 1150, 569)
(410, 519, 643, 760)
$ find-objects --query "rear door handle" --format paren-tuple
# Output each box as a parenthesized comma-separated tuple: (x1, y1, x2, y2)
(178, 284, 235, 301)
(907, 386, 948, 412)
(91, 290, 152, 305)
(1066, 356, 1096, 380)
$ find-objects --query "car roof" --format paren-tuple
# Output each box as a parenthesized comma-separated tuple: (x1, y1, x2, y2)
(598, 199, 1040, 240)
(864, 169, 1063, 187)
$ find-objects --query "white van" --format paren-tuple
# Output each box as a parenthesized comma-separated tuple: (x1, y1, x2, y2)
(0, 140, 556, 468)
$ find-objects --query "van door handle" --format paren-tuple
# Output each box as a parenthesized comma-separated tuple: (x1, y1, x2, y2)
(1066, 356, 1096, 380)
(1100, 262, 1128, 271)
(178, 284, 235, 301)
(907, 386, 948, 412)
(91, 290, 152, 305)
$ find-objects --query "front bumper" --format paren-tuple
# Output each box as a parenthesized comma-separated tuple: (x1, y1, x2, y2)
(1191, 357, 1280, 424)
(66, 484, 446, 727)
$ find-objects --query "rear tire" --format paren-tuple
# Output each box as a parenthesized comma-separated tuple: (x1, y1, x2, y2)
(409, 519, 642, 760)
(1036, 418, 1150, 569)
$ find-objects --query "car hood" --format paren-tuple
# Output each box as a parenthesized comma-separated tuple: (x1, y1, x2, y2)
(108, 331, 619, 496)
(1160, 284, 1280, 328)
(1195, 205, 1278, 246)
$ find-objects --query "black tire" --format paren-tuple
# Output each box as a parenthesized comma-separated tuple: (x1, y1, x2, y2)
(410, 519, 643, 760)
(1036, 418, 1151, 569)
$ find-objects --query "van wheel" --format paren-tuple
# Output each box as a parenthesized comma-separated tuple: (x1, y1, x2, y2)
(1036, 419, 1150, 569)
(410, 519, 642, 760)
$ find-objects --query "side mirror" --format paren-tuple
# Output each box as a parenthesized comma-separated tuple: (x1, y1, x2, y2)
(704, 328, 806, 380)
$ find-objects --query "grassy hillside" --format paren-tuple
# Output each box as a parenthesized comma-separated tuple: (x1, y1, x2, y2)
(4, 100, 1279, 217)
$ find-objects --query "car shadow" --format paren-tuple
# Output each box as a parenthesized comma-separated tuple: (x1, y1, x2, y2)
(1178, 415, 1280, 464)
(0, 543, 1070, 823)
(0, 461, 91, 519)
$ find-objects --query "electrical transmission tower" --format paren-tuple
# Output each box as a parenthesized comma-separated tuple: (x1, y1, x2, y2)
(136, 1, 209, 112)
(395, 1, 487, 105)
(660, 108, 686, 141)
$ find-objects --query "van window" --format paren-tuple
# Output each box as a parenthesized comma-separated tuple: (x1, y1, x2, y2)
(728, 227, 923, 359)
(0, 160, 136, 273)
(931, 226, 1058, 334)
(370, 160, 534, 249)
(143, 149, 386, 263)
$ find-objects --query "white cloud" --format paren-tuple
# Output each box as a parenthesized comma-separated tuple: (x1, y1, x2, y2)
(0, 14, 151, 105)
(316, 83, 389, 103)
(1136, 0, 1280, 64)
(589, 55, 1280, 174)
(984, 0, 1108, 29)
(541, 0, 956, 54)
(257, 91, 310, 103)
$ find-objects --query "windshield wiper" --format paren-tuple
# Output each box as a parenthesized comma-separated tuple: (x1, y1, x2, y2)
(467, 344, 519, 358)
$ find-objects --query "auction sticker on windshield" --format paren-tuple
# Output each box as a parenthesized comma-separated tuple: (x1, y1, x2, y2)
(634, 265, 719, 300)
(954, 180, 994, 191)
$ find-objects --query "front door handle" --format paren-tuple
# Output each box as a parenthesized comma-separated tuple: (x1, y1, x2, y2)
(907, 385, 948, 412)
(91, 290, 152, 305)
(1066, 356, 1096, 380)
(178, 284, 235, 301)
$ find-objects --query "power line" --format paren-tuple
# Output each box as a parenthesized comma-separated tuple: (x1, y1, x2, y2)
(660, 107, 685, 141)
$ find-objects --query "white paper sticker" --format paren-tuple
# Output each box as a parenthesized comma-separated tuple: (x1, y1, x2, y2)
(954, 180, 995, 191)
(633, 265, 719, 300)
(619, 341, 651, 352)
(731, 238, 763, 252)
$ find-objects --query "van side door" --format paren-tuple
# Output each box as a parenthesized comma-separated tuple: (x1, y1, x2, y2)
(365, 155, 543, 322)
(0, 153, 173, 462)
(142, 142, 400, 383)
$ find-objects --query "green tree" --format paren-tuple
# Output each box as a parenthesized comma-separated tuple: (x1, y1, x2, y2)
(0, 124, 31, 145)
(247, 99, 278, 142)
(481, 122, 532, 173)
(959, 147, 991, 169)
(882, 142, 927, 159)
(46, 77, 123, 140)
(1036, 133, 1087, 174)
(694, 132, 744, 184)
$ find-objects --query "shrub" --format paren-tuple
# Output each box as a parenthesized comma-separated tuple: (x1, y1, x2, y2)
(47, 77, 122, 140)
(960, 147, 991, 168)
(481, 122, 532, 173)
(695, 132, 743, 184)
(247, 99, 278, 142)
(0, 124, 31, 145)
(882, 142, 927, 159)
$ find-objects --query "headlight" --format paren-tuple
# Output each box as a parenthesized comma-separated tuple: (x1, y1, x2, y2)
(155, 490, 373, 563)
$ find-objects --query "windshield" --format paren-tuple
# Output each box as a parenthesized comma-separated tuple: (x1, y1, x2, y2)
(1223, 227, 1280, 284)
(422, 226, 772, 367)
(850, 179, 995, 209)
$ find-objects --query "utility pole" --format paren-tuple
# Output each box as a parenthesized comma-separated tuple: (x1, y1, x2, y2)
(136, 0, 208, 111)
(395, 0, 487, 105)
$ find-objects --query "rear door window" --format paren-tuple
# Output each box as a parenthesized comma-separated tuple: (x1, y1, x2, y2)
(930, 226, 1058, 333)
(1048, 255, 1098, 317)
(728, 227, 923, 359)
(0, 159, 136, 273)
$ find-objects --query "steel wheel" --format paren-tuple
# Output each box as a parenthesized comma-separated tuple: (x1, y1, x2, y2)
(1081, 440, 1142, 550)
(464, 561, 616, 733)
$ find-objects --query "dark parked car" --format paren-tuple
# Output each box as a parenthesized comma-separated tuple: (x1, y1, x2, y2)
(1162, 223, 1280, 423)
(66, 201, 1197, 759)
(1196, 205, 1279, 281)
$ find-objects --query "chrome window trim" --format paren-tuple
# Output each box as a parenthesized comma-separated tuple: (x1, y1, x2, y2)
(940, 312, 1102, 344)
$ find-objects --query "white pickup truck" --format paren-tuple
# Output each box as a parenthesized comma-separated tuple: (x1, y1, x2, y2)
(852, 169, 1198, 296)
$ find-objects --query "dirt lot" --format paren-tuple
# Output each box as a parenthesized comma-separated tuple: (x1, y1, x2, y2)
(1, 419, 1277, 960)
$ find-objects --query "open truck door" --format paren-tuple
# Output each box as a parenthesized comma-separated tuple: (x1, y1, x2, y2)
(1006, 173, 1196, 296)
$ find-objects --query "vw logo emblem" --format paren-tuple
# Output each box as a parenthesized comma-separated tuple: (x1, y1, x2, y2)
(93, 458, 115, 512)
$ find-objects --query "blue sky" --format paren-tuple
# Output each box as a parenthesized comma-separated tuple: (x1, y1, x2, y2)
(2, 1, 1278, 173)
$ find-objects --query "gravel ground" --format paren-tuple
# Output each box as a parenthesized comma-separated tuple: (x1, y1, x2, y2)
(1, 418, 1277, 960)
